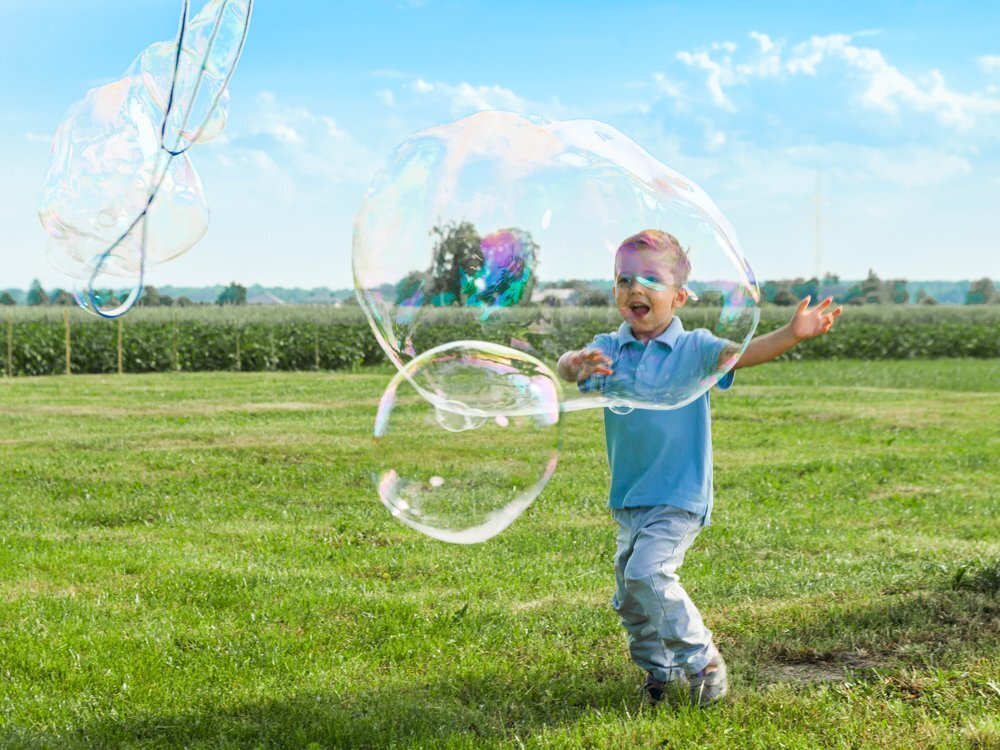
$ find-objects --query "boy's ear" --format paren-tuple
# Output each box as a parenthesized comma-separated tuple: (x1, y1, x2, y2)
(674, 287, 689, 307)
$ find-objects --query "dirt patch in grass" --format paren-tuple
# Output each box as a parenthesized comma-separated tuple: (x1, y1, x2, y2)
(764, 651, 886, 685)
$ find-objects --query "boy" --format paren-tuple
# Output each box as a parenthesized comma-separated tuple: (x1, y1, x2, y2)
(556, 229, 841, 707)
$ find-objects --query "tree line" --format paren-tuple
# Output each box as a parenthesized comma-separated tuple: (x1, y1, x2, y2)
(0, 281, 250, 307)
(761, 271, 997, 306)
(5, 243, 996, 310)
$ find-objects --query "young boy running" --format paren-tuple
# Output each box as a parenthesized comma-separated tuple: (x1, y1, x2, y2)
(557, 229, 842, 706)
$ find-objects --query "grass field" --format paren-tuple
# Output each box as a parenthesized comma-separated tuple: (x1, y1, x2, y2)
(1, 360, 998, 749)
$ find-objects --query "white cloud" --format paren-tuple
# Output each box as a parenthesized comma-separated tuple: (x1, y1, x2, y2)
(376, 88, 396, 106)
(268, 124, 303, 144)
(407, 78, 528, 114)
(320, 116, 345, 139)
(978, 55, 1000, 74)
(673, 32, 1000, 132)
(675, 50, 737, 110)
(411, 78, 434, 94)
(210, 92, 380, 207)
(652, 72, 683, 98)
(737, 31, 783, 78)
(790, 35, 1000, 130)
(24, 132, 50, 143)
(750, 31, 776, 55)
(706, 129, 726, 151)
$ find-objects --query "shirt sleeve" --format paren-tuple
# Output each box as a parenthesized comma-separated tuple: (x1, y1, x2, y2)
(577, 333, 616, 394)
(694, 329, 737, 391)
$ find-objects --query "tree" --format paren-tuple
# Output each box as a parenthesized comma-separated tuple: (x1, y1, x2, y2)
(0, 291, 16, 306)
(791, 277, 820, 301)
(216, 282, 247, 306)
(843, 270, 909, 305)
(579, 288, 611, 307)
(760, 280, 779, 303)
(557, 279, 591, 293)
(858, 269, 884, 304)
(395, 270, 426, 305)
(772, 284, 798, 306)
(966, 278, 997, 305)
(137, 286, 173, 307)
(424, 221, 539, 308)
(468, 227, 538, 307)
(916, 289, 939, 305)
(174, 296, 195, 307)
(885, 279, 909, 304)
(844, 269, 884, 305)
(50, 289, 75, 306)
(26, 279, 49, 306)
(426, 220, 482, 306)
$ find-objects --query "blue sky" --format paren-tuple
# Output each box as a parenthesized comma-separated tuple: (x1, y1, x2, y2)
(2, 0, 999, 289)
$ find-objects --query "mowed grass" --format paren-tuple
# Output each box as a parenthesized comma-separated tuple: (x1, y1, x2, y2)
(0, 360, 998, 749)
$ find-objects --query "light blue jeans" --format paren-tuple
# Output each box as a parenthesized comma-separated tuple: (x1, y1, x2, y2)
(611, 505, 716, 682)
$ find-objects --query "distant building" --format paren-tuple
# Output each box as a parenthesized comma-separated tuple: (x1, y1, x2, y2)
(247, 290, 286, 306)
(304, 289, 338, 305)
(531, 287, 579, 306)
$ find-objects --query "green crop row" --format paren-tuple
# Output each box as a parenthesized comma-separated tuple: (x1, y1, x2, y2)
(1, 305, 997, 377)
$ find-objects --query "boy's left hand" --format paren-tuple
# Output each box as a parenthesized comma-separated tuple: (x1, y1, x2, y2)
(790, 296, 842, 342)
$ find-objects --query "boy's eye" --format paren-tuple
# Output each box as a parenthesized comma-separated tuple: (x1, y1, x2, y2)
(637, 276, 669, 291)
(617, 274, 669, 291)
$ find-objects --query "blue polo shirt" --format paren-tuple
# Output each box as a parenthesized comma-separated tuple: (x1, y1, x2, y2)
(579, 317, 734, 523)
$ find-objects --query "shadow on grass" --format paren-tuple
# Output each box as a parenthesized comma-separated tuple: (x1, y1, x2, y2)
(0, 666, 641, 749)
(745, 584, 1000, 688)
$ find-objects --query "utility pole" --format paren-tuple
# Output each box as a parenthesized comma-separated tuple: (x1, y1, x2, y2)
(814, 171, 823, 294)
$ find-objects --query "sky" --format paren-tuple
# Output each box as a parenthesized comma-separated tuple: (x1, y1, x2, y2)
(1, 0, 999, 290)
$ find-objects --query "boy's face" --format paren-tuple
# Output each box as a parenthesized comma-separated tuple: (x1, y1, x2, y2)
(614, 248, 689, 342)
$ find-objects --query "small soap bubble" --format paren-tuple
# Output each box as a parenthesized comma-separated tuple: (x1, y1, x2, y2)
(39, 0, 252, 317)
(608, 400, 634, 416)
(372, 341, 561, 544)
(354, 111, 759, 412)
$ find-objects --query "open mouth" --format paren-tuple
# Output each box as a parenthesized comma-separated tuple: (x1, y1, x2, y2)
(628, 302, 651, 319)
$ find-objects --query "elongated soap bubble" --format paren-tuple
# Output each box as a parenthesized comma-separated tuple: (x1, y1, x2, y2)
(39, 0, 252, 317)
(372, 341, 561, 544)
(354, 111, 760, 412)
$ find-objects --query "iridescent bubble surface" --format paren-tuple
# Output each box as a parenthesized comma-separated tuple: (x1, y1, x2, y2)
(354, 111, 760, 411)
(39, 0, 252, 317)
(372, 341, 562, 544)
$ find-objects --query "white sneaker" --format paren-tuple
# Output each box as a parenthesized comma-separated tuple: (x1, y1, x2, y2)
(689, 653, 729, 706)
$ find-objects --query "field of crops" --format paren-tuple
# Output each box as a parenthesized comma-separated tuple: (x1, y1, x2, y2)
(2, 304, 998, 376)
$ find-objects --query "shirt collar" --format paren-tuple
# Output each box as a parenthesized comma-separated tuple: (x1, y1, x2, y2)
(618, 316, 685, 349)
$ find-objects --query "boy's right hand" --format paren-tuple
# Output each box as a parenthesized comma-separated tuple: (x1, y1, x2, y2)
(566, 349, 614, 382)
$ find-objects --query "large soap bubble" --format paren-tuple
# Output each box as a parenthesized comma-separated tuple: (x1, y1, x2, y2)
(38, 0, 253, 318)
(354, 111, 759, 413)
(372, 341, 562, 544)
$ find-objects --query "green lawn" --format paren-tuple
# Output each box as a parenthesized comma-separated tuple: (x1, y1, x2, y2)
(1, 360, 998, 749)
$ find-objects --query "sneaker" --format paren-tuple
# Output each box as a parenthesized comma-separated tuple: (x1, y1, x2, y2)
(688, 653, 729, 706)
(641, 672, 687, 706)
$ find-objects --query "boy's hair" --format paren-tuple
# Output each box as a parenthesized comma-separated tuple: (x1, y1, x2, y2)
(616, 229, 691, 286)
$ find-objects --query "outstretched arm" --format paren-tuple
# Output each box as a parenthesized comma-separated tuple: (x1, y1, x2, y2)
(732, 296, 843, 369)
